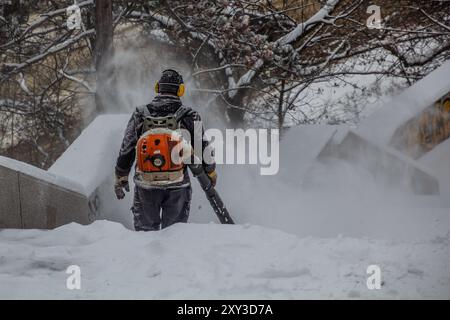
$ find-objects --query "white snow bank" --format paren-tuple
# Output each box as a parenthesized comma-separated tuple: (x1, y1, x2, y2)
(0, 220, 448, 299)
(356, 60, 450, 146)
(0, 156, 84, 195)
(48, 115, 130, 196)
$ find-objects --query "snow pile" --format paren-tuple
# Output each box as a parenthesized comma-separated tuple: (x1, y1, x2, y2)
(48, 115, 130, 196)
(0, 220, 448, 299)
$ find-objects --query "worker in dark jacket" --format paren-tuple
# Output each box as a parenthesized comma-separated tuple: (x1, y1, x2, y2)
(114, 69, 216, 231)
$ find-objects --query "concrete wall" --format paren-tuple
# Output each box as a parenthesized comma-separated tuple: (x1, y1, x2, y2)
(0, 157, 93, 229)
(0, 164, 22, 228)
(1, 115, 129, 230)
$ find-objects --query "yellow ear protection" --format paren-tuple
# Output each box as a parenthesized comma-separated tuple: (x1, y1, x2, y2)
(154, 69, 185, 97)
(177, 83, 185, 97)
(154, 82, 185, 97)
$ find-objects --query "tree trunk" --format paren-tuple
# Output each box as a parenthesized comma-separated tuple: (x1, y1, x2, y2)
(94, 0, 114, 114)
(277, 80, 286, 130)
(227, 91, 246, 125)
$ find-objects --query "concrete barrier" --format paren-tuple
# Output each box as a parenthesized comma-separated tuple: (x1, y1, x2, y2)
(0, 164, 22, 228)
(0, 156, 93, 229)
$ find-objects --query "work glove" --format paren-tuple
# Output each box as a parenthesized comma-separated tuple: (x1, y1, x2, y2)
(114, 174, 130, 200)
(207, 170, 217, 187)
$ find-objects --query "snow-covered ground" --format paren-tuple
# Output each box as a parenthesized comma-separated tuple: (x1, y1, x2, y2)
(0, 220, 448, 299)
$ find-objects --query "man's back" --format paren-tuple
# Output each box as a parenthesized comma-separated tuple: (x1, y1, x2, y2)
(113, 69, 217, 231)
(116, 94, 215, 188)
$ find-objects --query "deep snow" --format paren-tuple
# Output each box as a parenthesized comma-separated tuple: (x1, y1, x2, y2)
(0, 220, 448, 299)
(48, 115, 129, 196)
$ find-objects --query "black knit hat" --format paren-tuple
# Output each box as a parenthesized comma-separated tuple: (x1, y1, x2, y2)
(158, 69, 184, 95)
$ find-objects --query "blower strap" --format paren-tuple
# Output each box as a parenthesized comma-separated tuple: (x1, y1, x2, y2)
(139, 104, 190, 123)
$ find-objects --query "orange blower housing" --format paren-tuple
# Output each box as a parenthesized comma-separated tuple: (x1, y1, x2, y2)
(136, 129, 185, 173)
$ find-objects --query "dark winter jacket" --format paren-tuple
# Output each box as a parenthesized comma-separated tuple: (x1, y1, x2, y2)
(115, 95, 215, 188)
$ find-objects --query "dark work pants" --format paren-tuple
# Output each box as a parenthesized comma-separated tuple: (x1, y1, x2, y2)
(132, 186, 192, 231)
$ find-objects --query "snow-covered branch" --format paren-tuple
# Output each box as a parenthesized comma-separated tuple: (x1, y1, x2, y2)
(228, 0, 342, 101)
(58, 69, 95, 94)
(3, 29, 95, 75)
(276, 0, 340, 47)
(1, 0, 94, 49)
(191, 64, 247, 77)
